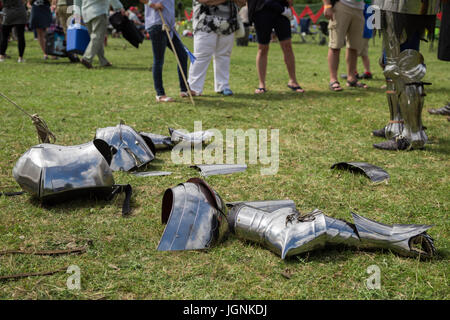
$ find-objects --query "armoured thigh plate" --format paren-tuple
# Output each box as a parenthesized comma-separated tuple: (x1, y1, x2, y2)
(157, 178, 229, 251)
(95, 124, 156, 172)
(12, 140, 115, 200)
(228, 205, 435, 259)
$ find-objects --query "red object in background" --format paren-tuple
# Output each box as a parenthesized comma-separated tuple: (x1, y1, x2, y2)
(291, 5, 325, 24)
(437, 12, 442, 20)
(184, 10, 193, 21)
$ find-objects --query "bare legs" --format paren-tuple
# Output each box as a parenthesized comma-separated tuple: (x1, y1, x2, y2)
(279, 39, 301, 90)
(256, 39, 302, 92)
(361, 55, 371, 74)
(36, 28, 47, 58)
(346, 47, 358, 83)
(256, 43, 269, 90)
(328, 47, 340, 84)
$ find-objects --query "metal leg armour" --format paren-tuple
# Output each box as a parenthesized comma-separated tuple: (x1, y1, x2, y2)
(399, 81, 428, 149)
(158, 179, 436, 259)
(228, 204, 435, 259)
(382, 11, 404, 140)
(373, 1, 439, 150)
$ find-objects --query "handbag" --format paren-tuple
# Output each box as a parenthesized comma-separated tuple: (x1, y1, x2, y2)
(45, 24, 67, 57)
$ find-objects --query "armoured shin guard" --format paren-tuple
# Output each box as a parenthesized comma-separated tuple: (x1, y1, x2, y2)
(382, 11, 404, 139)
(399, 83, 428, 149)
(228, 205, 435, 259)
(385, 79, 404, 139)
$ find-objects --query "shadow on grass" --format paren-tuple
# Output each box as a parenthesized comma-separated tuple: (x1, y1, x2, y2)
(232, 239, 446, 264)
(28, 192, 138, 216)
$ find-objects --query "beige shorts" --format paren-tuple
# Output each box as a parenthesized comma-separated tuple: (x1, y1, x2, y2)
(328, 1, 365, 51)
(359, 38, 369, 57)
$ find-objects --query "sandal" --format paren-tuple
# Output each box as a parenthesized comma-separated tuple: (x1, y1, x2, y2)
(255, 88, 267, 94)
(287, 84, 305, 93)
(346, 79, 368, 89)
(329, 81, 343, 91)
(156, 95, 175, 102)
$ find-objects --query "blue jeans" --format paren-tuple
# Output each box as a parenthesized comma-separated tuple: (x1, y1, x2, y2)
(148, 24, 188, 96)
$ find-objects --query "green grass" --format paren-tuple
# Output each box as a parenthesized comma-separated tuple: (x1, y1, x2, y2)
(0, 33, 449, 300)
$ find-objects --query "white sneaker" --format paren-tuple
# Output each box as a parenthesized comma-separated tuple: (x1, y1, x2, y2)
(18, 57, 25, 63)
(0, 56, 5, 62)
(282, 7, 293, 20)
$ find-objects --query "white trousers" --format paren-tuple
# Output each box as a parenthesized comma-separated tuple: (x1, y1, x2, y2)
(188, 31, 234, 93)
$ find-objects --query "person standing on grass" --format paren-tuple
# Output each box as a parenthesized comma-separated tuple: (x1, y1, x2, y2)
(341, 0, 373, 81)
(187, 0, 245, 97)
(0, 0, 27, 62)
(73, 0, 125, 68)
(323, 0, 368, 91)
(28, 0, 52, 60)
(140, 0, 189, 102)
(247, 0, 305, 94)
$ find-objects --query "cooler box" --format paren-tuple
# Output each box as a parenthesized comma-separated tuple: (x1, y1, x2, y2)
(67, 22, 90, 54)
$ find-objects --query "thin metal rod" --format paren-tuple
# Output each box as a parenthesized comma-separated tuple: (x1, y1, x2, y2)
(0, 92, 33, 119)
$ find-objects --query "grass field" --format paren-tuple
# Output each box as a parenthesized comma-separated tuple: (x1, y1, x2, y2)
(0, 32, 449, 300)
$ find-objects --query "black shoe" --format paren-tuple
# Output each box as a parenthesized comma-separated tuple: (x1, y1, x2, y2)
(360, 72, 373, 80)
(372, 127, 386, 138)
(67, 52, 80, 63)
(428, 104, 450, 116)
(373, 137, 411, 151)
(81, 58, 93, 69)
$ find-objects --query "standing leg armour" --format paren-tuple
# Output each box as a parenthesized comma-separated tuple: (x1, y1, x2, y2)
(373, 0, 439, 150)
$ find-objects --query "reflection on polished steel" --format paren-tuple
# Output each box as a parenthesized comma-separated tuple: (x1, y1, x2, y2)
(191, 164, 247, 177)
(95, 124, 155, 172)
(331, 162, 390, 183)
(157, 178, 228, 251)
(226, 200, 297, 213)
(139, 132, 172, 150)
(228, 205, 435, 259)
(374, 0, 440, 15)
(169, 128, 213, 144)
(139, 128, 213, 150)
(12, 140, 114, 199)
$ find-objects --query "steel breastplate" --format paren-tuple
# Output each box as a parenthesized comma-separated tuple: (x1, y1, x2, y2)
(13, 139, 114, 200)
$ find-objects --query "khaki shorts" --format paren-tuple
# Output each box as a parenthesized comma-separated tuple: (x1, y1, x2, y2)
(359, 38, 369, 57)
(328, 1, 365, 51)
(57, 5, 72, 33)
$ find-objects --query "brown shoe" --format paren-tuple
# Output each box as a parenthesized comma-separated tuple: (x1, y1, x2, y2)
(81, 59, 93, 69)
(103, 62, 113, 67)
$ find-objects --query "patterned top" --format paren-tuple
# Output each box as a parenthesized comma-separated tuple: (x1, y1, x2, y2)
(192, 0, 239, 35)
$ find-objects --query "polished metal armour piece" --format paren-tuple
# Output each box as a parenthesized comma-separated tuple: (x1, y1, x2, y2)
(380, 10, 429, 148)
(12, 140, 114, 199)
(228, 205, 435, 259)
(374, 0, 440, 15)
(157, 178, 229, 251)
(95, 124, 155, 172)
